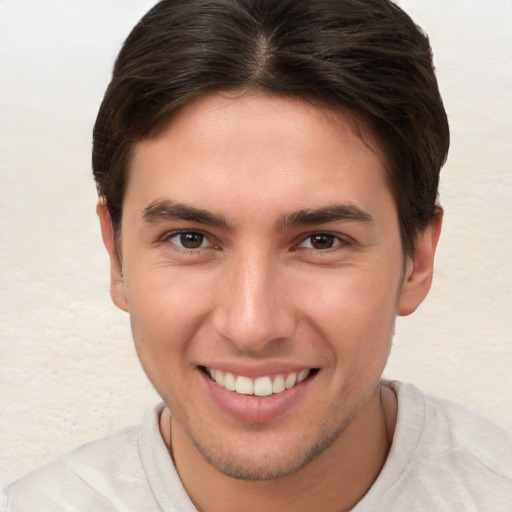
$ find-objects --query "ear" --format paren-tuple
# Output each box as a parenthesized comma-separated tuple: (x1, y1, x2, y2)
(398, 212, 442, 316)
(97, 201, 128, 312)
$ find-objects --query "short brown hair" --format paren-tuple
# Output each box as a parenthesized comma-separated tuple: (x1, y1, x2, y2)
(92, 0, 449, 255)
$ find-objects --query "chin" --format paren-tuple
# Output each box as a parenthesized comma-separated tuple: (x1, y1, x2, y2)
(185, 413, 351, 482)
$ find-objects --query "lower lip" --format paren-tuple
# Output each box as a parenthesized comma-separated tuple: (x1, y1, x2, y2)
(200, 370, 314, 424)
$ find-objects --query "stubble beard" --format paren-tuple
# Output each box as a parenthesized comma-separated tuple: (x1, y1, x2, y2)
(170, 399, 357, 482)
(163, 337, 395, 482)
(170, 343, 395, 482)
(157, 309, 398, 482)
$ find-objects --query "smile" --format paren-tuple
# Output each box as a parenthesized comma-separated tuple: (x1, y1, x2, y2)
(205, 367, 314, 397)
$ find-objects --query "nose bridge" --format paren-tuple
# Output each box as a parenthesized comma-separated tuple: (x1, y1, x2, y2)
(214, 246, 294, 351)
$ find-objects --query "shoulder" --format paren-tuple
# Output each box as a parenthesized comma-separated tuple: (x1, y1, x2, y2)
(2, 406, 164, 512)
(402, 381, 512, 477)
(356, 381, 512, 512)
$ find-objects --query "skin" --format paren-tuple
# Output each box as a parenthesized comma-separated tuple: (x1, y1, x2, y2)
(98, 91, 441, 511)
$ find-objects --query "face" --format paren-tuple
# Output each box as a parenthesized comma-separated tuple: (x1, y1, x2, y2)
(100, 92, 437, 481)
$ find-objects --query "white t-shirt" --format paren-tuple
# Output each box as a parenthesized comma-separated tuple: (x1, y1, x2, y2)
(3, 381, 512, 511)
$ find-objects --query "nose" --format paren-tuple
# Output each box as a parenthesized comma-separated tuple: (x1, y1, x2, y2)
(212, 250, 296, 353)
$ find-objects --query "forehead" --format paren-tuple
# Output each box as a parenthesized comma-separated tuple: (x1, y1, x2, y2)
(125, 92, 393, 221)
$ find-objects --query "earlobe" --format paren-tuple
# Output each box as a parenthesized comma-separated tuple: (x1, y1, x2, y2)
(96, 201, 128, 312)
(398, 212, 442, 316)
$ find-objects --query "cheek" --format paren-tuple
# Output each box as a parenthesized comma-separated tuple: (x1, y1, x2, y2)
(293, 266, 400, 351)
(123, 272, 216, 404)
(124, 269, 215, 356)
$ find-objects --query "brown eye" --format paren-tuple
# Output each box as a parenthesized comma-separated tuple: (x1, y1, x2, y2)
(308, 234, 336, 249)
(179, 232, 205, 249)
(167, 231, 208, 249)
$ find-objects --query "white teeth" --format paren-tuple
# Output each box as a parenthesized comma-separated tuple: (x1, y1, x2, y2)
(297, 369, 309, 384)
(235, 375, 253, 395)
(215, 369, 225, 387)
(207, 368, 311, 396)
(254, 376, 273, 397)
(272, 374, 285, 393)
(284, 372, 297, 389)
(224, 372, 236, 391)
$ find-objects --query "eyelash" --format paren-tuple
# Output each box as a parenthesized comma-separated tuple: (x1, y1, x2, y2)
(162, 230, 350, 253)
(164, 230, 214, 251)
(296, 232, 350, 252)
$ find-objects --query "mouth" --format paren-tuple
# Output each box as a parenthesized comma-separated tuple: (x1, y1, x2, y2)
(200, 366, 319, 397)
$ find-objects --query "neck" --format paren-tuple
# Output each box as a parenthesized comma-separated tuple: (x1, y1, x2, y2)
(161, 383, 396, 512)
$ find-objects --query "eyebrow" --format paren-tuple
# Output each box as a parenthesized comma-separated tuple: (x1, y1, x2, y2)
(142, 199, 372, 230)
(142, 199, 230, 228)
(276, 204, 373, 229)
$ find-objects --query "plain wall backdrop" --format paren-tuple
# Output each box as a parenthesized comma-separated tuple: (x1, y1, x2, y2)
(1, 0, 511, 485)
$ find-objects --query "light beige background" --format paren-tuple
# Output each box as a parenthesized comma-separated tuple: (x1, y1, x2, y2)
(1, 0, 511, 485)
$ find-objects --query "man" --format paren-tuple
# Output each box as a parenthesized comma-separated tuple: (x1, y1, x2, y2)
(3, 0, 511, 510)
